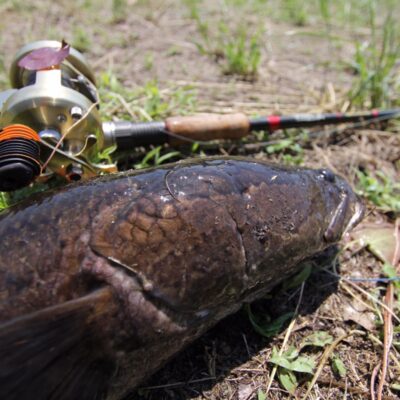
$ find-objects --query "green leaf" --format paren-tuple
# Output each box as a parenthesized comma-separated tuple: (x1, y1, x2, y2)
(141, 147, 161, 166)
(266, 139, 293, 154)
(246, 305, 294, 338)
(356, 170, 400, 212)
(277, 368, 298, 394)
(269, 347, 296, 370)
(289, 356, 316, 373)
(391, 383, 400, 392)
(191, 142, 200, 152)
(383, 263, 400, 290)
(259, 312, 294, 338)
(257, 389, 267, 400)
(0, 192, 9, 211)
(383, 263, 398, 278)
(300, 331, 333, 348)
(331, 356, 347, 378)
(284, 345, 300, 361)
(269, 347, 315, 373)
(282, 264, 312, 290)
(91, 144, 117, 164)
(156, 151, 181, 165)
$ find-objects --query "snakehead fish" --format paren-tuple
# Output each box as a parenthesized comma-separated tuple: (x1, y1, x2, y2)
(0, 157, 364, 400)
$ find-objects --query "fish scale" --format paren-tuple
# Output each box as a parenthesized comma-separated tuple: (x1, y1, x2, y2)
(0, 157, 364, 400)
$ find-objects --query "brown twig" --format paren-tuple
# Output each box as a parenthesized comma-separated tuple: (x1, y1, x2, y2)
(338, 280, 400, 324)
(377, 284, 394, 400)
(377, 219, 400, 400)
(371, 363, 380, 400)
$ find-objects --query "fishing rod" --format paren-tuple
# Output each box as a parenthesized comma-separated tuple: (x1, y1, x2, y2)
(105, 108, 400, 150)
(0, 40, 399, 192)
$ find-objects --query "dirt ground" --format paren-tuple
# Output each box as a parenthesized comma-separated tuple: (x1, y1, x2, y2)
(0, 0, 399, 399)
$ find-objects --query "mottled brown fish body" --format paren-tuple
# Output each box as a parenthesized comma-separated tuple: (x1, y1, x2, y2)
(0, 158, 363, 400)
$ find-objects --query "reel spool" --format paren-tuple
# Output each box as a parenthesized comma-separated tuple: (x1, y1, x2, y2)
(0, 40, 115, 191)
(0, 124, 41, 191)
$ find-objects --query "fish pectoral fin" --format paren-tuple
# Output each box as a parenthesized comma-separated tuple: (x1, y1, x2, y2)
(0, 288, 116, 400)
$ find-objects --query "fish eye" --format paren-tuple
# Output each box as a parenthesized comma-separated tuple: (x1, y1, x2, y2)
(318, 169, 335, 183)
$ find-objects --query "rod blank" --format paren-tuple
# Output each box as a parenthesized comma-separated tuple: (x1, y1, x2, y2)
(107, 109, 400, 150)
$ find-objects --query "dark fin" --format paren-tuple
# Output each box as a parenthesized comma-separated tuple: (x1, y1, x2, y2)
(0, 288, 117, 400)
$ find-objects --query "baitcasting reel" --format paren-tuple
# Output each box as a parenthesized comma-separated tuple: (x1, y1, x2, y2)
(0, 40, 115, 191)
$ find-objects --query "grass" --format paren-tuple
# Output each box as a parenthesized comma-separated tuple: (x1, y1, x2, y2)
(347, 1, 400, 108)
(111, 0, 127, 23)
(98, 72, 197, 121)
(186, 0, 400, 89)
(218, 23, 262, 78)
(97, 72, 197, 169)
(281, 0, 309, 27)
(356, 169, 400, 212)
(0, 193, 9, 211)
(0, 55, 6, 91)
(134, 146, 181, 169)
(265, 137, 305, 166)
(185, 0, 263, 79)
(72, 27, 92, 52)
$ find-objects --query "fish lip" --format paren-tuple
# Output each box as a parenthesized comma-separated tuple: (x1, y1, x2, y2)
(344, 197, 365, 235)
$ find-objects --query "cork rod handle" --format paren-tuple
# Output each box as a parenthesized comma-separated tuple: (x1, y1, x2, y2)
(165, 113, 250, 144)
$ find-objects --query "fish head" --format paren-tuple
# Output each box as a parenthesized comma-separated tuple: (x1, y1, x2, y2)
(240, 163, 365, 299)
(312, 168, 365, 244)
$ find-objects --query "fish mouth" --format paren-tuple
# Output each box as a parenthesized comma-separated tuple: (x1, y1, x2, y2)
(324, 192, 365, 243)
(344, 197, 365, 235)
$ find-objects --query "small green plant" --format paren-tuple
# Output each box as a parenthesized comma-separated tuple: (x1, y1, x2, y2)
(356, 169, 400, 212)
(138, 81, 196, 120)
(99, 70, 125, 94)
(265, 136, 304, 165)
(98, 74, 196, 121)
(300, 331, 334, 348)
(348, 3, 400, 108)
(269, 331, 334, 394)
(331, 354, 347, 378)
(144, 53, 154, 71)
(0, 192, 9, 211)
(246, 305, 294, 338)
(257, 389, 267, 400)
(185, 2, 262, 79)
(2, 177, 66, 210)
(269, 345, 316, 394)
(72, 27, 91, 52)
(319, 0, 331, 24)
(383, 263, 400, 307)
(0, 55, 6, 90)
(247, 264, 311, 337)
(139, 80, 197, 120)
(219, 24, 262, 78)
(134, 146, 181, 169)
(282, 0, 308, 26)
(91, 144, 117, 165)
(112, 0, 127, 22)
